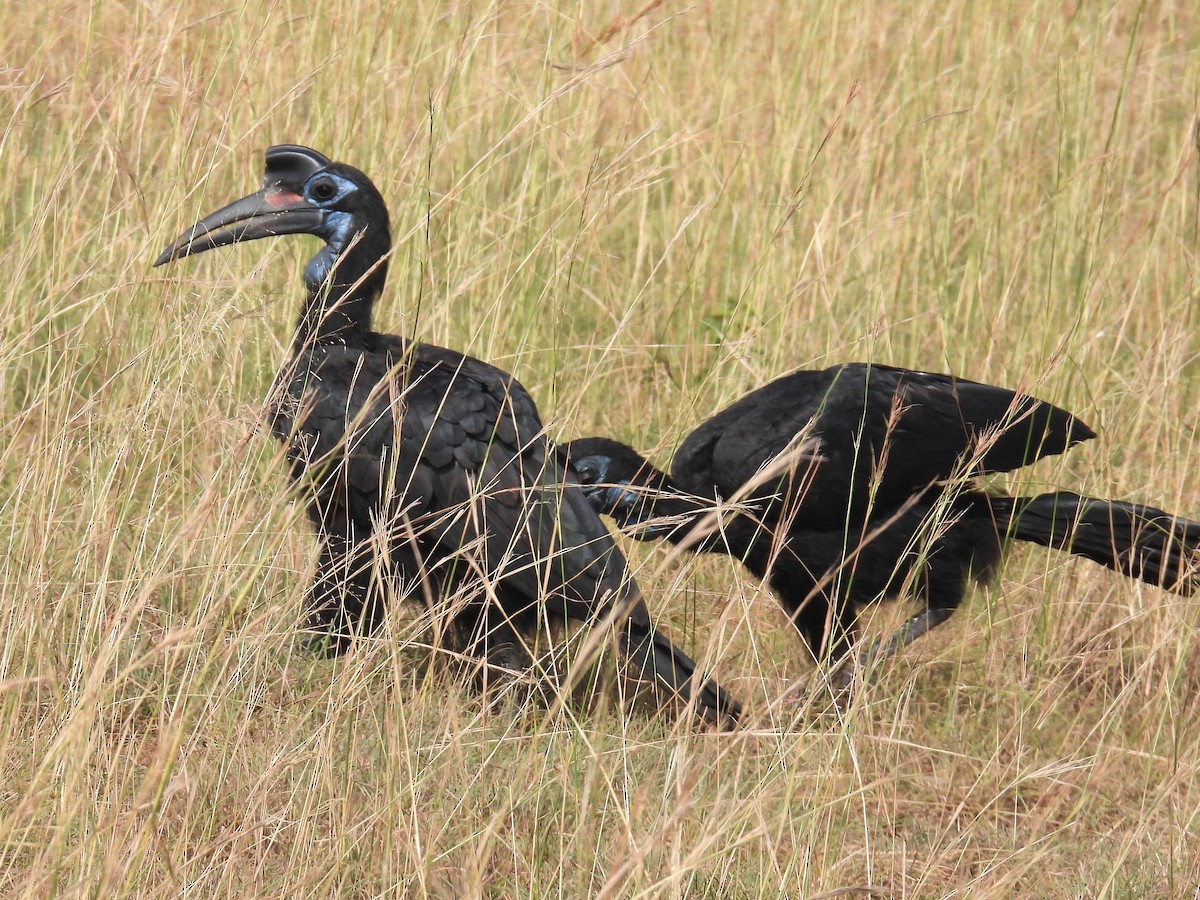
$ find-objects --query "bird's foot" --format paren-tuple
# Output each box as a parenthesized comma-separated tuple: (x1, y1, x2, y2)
(823, 657, 863, 707)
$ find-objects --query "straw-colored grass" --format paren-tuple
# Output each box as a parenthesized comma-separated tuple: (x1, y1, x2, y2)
(3, 1, 1200, 896)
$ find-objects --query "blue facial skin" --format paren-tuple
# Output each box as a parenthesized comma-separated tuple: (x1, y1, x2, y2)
(301, 173, 361, 290)
(305, 172, 360, 209)
(573, 457, 676, 539)
(572, 455, 642, 521)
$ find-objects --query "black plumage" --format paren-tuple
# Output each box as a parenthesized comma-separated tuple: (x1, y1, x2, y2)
(154, 145, 741, 727)
(563, 363, 1200, 670)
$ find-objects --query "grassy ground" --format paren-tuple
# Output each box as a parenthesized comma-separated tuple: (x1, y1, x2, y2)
(3, 0, 1200, 896)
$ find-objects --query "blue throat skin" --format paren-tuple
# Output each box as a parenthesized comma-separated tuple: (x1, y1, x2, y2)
(297, 211, 383, 348)
(295, 182, 390, 349)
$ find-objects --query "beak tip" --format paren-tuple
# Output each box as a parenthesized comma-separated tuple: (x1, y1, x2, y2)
(152, 249, 175, 267)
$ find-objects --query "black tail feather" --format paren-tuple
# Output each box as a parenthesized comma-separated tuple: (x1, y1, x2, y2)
(995, 491, 1200, 592)
(620, 622, 743, 729)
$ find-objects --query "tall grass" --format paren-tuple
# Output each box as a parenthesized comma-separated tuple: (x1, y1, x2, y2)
(2, 0, 1199, 895)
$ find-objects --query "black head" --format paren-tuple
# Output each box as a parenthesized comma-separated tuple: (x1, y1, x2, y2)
(155, 145, 393, 340)
(561, 437, 656, 488)
(154, 144, 390, 271)
(558, 436, 670, 524)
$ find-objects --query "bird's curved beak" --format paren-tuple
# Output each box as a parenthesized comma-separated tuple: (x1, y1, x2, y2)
(153, 187, 323, 267)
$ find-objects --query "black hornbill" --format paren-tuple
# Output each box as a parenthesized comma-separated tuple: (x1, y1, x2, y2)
(563, 363, 1200, 673)
(154, 145, 741, 727)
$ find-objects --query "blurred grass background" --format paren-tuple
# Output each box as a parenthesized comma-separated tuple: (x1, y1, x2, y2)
(2, 0, 1200, 895)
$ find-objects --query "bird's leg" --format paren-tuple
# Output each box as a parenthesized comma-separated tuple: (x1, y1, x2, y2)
(303, 526, 385, 656)
(858, 606, 956, 669)
(782, 589, 867, 697)
(452, 602, 534, 673)
(447, 599, 540, 711)
(821, 602, 863, 694)
(786, 595, 834, 664)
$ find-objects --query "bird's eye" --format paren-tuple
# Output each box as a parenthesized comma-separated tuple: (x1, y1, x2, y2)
(310, 179, 337, 202)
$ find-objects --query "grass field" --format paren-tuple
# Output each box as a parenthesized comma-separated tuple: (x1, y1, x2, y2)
(4, 0, 1200, 896)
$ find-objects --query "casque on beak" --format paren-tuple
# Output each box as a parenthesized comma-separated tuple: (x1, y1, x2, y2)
(154, 145, 336, 266)
(153, 186, 323, 266)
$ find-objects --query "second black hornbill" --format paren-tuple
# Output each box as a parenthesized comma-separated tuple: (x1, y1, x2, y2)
(154, 145, 741, 727)
(563, 364, 1200, 671)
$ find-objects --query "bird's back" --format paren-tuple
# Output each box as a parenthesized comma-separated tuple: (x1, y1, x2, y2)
(671, 363, 1094, 528)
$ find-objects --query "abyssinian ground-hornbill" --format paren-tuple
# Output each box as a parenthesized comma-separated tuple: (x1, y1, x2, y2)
(563, 363, 1200, 673)
(154, 145, 741, 727)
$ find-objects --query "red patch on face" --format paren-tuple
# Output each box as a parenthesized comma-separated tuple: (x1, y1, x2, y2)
(265, 189, 303, 208)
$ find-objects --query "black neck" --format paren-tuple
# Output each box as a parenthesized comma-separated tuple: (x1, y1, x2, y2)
(295, 217, 390, 349)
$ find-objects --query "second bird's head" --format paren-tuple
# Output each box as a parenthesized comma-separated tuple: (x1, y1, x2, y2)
(154, 145, 391, 293)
